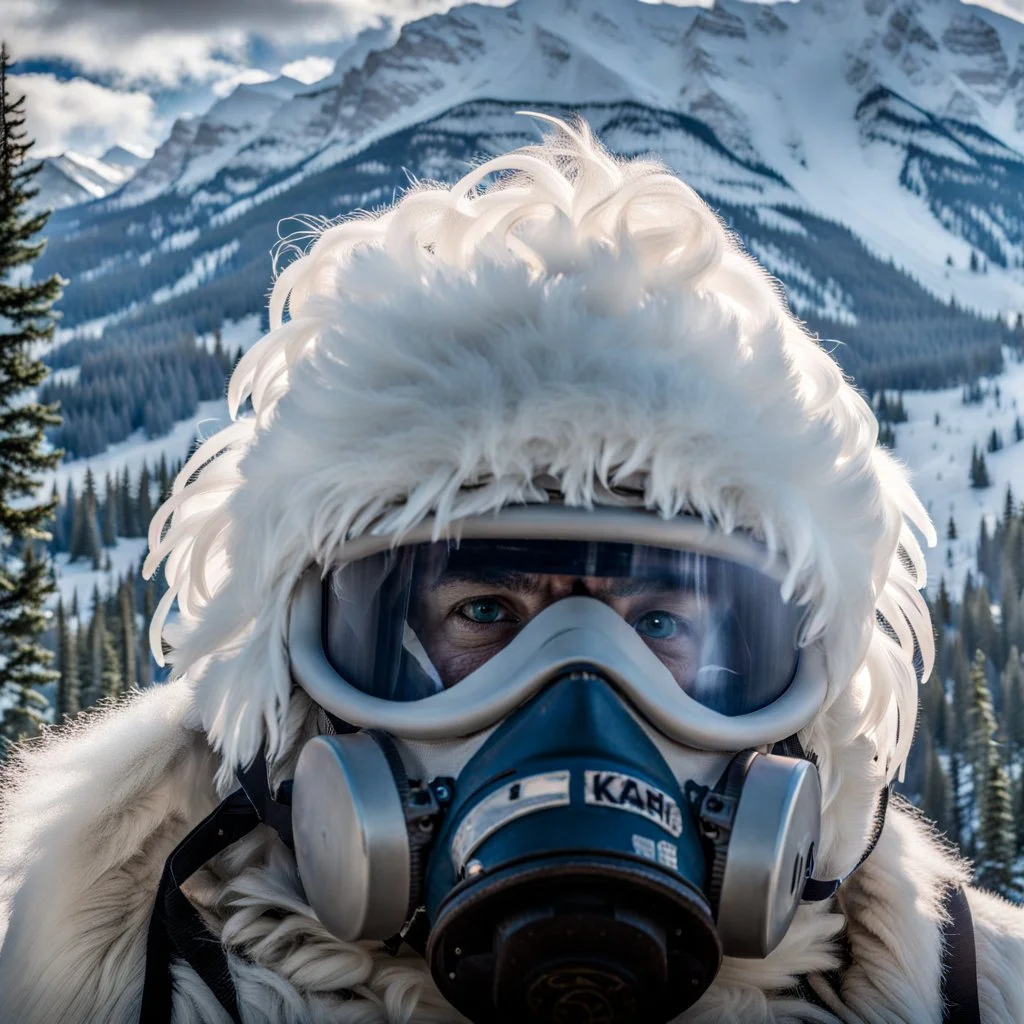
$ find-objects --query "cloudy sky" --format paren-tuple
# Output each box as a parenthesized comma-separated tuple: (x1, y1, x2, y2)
(3, 0, 1021, 159)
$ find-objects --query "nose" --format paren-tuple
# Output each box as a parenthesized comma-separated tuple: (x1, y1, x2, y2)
(544, 575, 608, 602)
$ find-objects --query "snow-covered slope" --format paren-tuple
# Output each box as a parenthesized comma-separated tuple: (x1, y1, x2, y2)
(32, 0, 1024, 497)
(90, 0, 1024, 317)
(100, 144, 150, 172)
(117, 75, 308, 206)
(31, 152, 137, 211)
(892, 347, 1024, 597)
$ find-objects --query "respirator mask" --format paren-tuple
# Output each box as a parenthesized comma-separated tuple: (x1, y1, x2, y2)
(285, 506, 832, 1024)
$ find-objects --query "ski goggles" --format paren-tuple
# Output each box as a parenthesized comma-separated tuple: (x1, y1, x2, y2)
(289, 506, 827, 751)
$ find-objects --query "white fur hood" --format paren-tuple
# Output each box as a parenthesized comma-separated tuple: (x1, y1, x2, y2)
(146, 116, 928, 885)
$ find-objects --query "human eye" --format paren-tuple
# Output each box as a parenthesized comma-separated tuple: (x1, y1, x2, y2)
(457, 598, 517, 626)
(632, 609, 691, 640)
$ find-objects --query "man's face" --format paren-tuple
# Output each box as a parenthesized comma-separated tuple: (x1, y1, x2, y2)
(407, 568, 709, 689)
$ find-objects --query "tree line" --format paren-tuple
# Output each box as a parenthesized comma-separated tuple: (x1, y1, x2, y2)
(40, 332, 238, 459)
(47, 452, 185, 560)
(903, 490, 1024, 898)
(51, 567, 160, 716)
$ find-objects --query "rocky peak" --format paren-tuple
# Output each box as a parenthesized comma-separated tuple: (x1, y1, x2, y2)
(691, 4, 748, 41)
(942, 11, 1010, 103)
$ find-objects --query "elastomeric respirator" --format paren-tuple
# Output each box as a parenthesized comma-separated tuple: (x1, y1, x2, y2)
(279, 506, 834, 1024)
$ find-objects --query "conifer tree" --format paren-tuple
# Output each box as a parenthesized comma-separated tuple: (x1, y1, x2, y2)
(967, 648, 998, 851)
(948, 751, 966, 851)
(100, 605, 121, 699)
(970, 445, 991, 489)
(937, 576, 952, 626)
(922, 660, 950, 748)
(921, 731, 955, 839)
(137, 463, 153, 535)
(69, 468, 102, 567)
(0, 43, 63, 752)
(976, 754, 1020, 899)
(123, 465, 138, 537)
(1002, 568, 1020, 658)
(958, 599, 978, 688)
(102, 472, 116, 547)
(974, 586, 1001, 670)
(81, 585, 106, 707)
(1002, 647, 1024, 756)
(61, 478, 74, 545)
(1016, 771, 1024, 855)
(48, 481, 64, 552)
(978, 519, 992, 582)
(75, 611, 89, 703)
(157, 454, 169, 503)
(118, 576, 136, 692)
(950, 635, 972, 752)
(947, 515, 958, 542)
(55, 597, 80, 719)
(0, 547, 55, 747)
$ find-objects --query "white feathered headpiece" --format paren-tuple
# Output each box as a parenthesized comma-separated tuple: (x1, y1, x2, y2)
(143, 115, 935, 879)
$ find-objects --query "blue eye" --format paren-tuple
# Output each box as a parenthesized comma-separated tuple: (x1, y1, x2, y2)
(461, 599, 505, 624)
(633, 611, 681, 640)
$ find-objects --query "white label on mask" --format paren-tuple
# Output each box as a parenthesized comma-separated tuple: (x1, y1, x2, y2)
(657, 840, 679, 871)
(632, 834, 656, 861)
(450, 770, 571, 873)
(584, 770, 683, 838)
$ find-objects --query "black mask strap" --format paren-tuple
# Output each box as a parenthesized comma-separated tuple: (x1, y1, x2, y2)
(140, 747, 295, 1024)
(801, 782, 892, 902)
(140, 791, 256, 1024)
(770, 733, 893, 903)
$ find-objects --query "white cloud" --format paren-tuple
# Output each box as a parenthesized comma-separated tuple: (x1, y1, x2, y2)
(4, 1, 245, 87)
(280, 55, 335, 84)
(10, 74, 158, 158)
(4, 0, 514, 90)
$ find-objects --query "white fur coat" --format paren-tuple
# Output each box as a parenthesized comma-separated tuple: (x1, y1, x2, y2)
(4, 115, 1024, 1022)
(1, 680, 1023, 1024)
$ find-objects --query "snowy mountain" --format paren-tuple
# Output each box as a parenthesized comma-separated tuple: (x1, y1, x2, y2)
(117, 75, 309, 207)
(32, 0, 1024, 465)
(42, 0, 1024, 304)
(100, 144, 150, 172)
(31, 148, 147, 211)
(32, 0, 1024, 645)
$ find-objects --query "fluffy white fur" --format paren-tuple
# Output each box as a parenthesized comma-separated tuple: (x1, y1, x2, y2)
(1, 115, 1022, 1022)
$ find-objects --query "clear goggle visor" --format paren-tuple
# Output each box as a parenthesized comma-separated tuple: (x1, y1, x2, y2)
(324, 538, 806, 717)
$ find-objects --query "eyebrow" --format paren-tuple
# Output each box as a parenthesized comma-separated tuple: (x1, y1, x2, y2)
(429, 569, 545, 595)
(428, 571, 700, 599)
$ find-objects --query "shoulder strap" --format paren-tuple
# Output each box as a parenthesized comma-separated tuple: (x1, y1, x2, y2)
(940, 884, 981, 1024)
(794, 883, 980, 1024)
(141, 791, 257, 1024)
(140, 748, 294, 1023)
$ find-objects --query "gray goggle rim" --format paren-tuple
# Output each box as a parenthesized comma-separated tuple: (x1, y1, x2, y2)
(287, 506, 828, 750)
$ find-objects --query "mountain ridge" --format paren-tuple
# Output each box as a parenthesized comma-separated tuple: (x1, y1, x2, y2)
(28, 0, 1024, 463)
